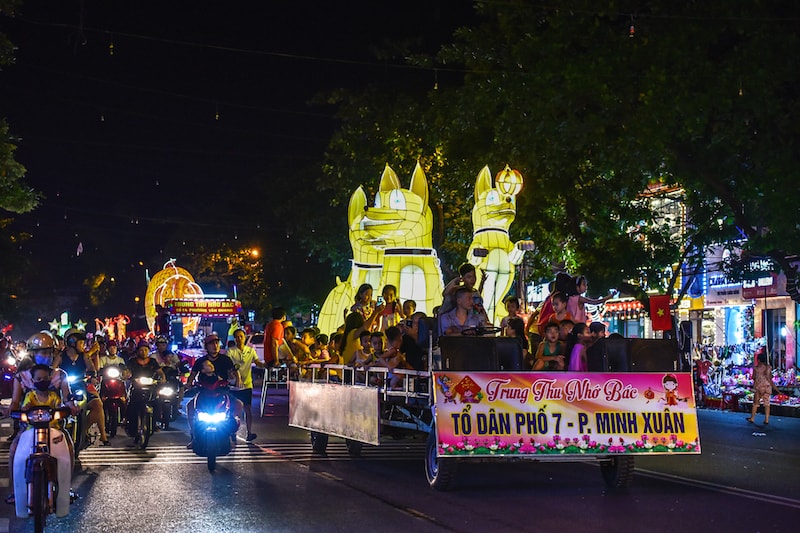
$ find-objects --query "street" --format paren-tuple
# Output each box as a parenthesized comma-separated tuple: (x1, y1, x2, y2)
(1, 388, 798, 533)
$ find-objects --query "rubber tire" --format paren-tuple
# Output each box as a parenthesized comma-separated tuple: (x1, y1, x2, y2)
(208, 455, 216, 472)
(310, 432, 328, 454)
(425, 430, 457, 491)
(139, 408, 152, 450)
(600, 456, 635, 488)
(107, 406, 118, 438)
(345, 439, 363, 458)
(32, 467, 48, 533)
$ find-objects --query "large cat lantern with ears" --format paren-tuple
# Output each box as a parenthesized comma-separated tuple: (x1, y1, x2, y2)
(316, 163, 444, 336)
(467, 165, 534, 324)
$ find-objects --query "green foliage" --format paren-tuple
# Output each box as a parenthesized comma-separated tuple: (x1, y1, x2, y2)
(314, 0, 800, 298)
(0, 119, 39, 213)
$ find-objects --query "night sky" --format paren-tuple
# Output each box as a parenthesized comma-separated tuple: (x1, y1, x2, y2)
(1, 0, 473, 320)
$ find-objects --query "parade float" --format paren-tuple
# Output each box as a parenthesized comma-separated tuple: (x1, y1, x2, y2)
(317, 164, 533, 335)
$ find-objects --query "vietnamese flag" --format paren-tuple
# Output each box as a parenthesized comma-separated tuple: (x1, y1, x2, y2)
(649, 294, 672, 331)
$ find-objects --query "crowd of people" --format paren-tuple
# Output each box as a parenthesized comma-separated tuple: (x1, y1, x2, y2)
(262, 265, 615, 388)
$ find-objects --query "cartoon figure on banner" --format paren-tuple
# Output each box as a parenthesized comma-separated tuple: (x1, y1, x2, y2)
(467, 166, 534, 325)
(454, 375, 483, 403)
(437, 375, 456, 403)
(643, 374, 690, 406)
(318, 163, 444, 336)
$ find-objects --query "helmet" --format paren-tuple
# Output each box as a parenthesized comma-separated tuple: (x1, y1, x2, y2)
(107, 340, 118, 348)
(136, 341, 150, 351)
(204, 334, 221, 345)
(64, 328, 86, 347)
(27, 331, 56, 351)
(155, 335, 168, 344)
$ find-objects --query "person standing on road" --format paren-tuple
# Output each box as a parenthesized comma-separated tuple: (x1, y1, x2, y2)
(264, 307, 286, 369)
(747, 349, 780, 425)
(227, 328, 265, 442)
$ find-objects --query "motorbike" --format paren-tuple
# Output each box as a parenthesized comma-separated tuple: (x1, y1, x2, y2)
(63, 374, 90, 456)
(156, 371, 179, 430)
(190, 382, 239, 472)
(11, 407, 73, 532)
(99, 366, 127, 438)
(126, 373, 159, 449)
(1, 346, 20, 399)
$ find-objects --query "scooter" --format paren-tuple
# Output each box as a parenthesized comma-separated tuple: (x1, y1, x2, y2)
(99, 366, 127, 438)
(189, 382, 239, 472)
(1, 346, 20, 399)
(63, 375, 89, 456)
(11, 407, 73, 532)
(126, 373, 158, 449)
(156, 371, 179, 430)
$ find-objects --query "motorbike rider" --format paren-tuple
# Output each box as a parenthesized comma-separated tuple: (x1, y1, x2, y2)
(99, 340, 127, 372)
(227, 328, 265, 442)
(184, 334, 243, 448)
(59, 329, 110, 446)
(4, 331, 78, 505)
(125, 341, 166, 440)
(153, 335, 187, 412)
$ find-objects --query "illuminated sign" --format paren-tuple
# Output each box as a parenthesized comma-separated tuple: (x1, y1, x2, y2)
(165, 299, 242, 317)
(433, 372, 700, 457)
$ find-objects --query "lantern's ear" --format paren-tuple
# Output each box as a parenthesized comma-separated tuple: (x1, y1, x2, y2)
(379, 164, 401, 192)
(348, 186, 367, 225)
(475, 165, 492, 198)
(409, 161, 428, 207)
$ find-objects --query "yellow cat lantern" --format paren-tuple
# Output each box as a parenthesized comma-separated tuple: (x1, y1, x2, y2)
(468, 166, 534, 324)
(371, 163, 444, 316)
(316, 185, 385, 336)
(316, 164, 444, 336)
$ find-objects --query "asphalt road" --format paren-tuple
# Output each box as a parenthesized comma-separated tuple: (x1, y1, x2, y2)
(1, 388, 798, 533)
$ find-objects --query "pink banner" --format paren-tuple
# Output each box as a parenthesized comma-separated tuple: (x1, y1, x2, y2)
(433, 372, 700, 457)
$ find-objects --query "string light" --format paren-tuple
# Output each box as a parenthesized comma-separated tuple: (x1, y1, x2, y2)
(215, 102, 220, 121)
(629, 15, 635, 38)
(109, 33, 115, 56)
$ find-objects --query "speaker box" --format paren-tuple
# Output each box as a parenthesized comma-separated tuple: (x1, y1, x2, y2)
(628, 339, 679, 372)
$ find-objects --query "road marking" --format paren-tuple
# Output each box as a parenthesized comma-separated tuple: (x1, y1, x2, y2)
(0, 517, 8, 533)
(0, 441, 427, 467)
(635, 468, 800, 509)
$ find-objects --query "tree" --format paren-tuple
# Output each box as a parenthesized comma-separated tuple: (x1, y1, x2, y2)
(318, 0, 800, 310)
(0, 1, 39, 214)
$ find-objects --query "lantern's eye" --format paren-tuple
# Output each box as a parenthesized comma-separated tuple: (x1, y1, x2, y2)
(374, 193, 381, 208)
(486, 190, 501, 206)
(389, 190, 406, 210)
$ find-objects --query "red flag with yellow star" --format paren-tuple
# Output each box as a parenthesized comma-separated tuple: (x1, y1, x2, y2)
(649, 294, 672, 331)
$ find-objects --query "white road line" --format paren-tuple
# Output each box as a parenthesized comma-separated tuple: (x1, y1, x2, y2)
(0, 442, 427, 467)
(635, 468, 800, 509)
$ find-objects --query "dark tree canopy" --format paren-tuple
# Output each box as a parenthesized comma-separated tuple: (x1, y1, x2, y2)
(310, 0, 800, 301)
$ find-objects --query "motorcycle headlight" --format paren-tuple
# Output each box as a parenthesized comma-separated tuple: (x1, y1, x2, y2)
(196, 411, 227, 423)
(158, 386, 176, 397)
(137, 377, 155, 386)
(5, 355, 16, 366)
(72, 389, 85, 398)
(68, 374, 80, 384)
(106, 367, 121, 379)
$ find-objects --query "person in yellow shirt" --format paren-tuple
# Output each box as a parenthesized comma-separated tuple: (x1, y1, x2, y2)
(226, 329, 265, 442)
(21, 364, 63, 429)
